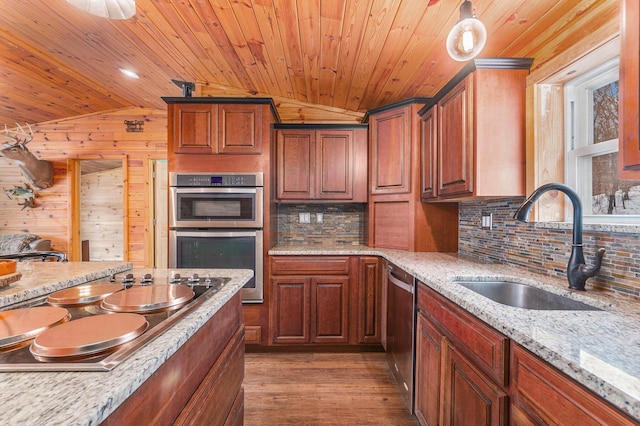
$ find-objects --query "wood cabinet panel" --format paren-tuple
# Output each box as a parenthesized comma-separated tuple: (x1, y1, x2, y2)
(441, 338, 508, 426)
(174, 325, 245, 425)
(510, 343, 637, 426)
(619, 0, 640, 178)
(103, 293, 243, 425)
(420, 106, 438, 201)
(415, 311, 442, 426)
(171, 103, 217, 154)
(357, 257, 382, 344)
(315, 130, 353, 199)
(437, 78, 472, 198)
(276, 130, 314, 199)
(218, 103, 262, 154)
(370, 107, 411, 194)
(371, 200, 411, 250)
(271, 277, 310, 344)
(417, 282, 508, 386)
(310, 277, 349, 343)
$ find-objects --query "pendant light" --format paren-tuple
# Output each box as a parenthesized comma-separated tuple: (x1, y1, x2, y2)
(446, 0, 487, 61)
(66, 0, 136, 20)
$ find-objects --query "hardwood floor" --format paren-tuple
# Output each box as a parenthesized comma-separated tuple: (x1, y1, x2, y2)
(243, 351, 419, 425)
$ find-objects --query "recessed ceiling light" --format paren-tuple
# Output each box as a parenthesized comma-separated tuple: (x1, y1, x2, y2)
(119, 68, 139, 79)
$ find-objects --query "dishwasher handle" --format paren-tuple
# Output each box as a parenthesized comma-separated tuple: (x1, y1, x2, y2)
(387, 266, 414, 294)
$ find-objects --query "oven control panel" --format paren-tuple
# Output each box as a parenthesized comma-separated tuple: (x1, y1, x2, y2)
(170, 172, 263, 187)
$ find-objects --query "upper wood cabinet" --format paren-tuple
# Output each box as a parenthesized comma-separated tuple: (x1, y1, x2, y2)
(275, 125, 368, 202)
(420, 107, 438, 200)
(164, 98, 277, 156)
(169, 103, 218, 154)
(217, 103, 263, 154)
(419, 58, 533, 201)
(619, 0, 640, 179)
(367, 99, 459, 253)
(370, 106, 413, 195)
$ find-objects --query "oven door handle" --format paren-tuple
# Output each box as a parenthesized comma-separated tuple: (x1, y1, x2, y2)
(388, 270, 414, 294)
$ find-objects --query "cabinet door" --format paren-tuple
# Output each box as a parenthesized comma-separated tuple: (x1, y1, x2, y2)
(271, 277, 310, 344)
(171, 104, 217, 154)
(310, 276, 349, 343)
(370, 107, 411, 194)
(414, 312, 442, 426)
(276, 130, 314, 199)
(315, 130, 354, 200)
(438, 77, 474, 197)
(619, 0, 640, 178)
(440, 338, 508, 426)
(218, 104, 262, 154)
(357, 257, 381, 344)
(420, 106, 438, 200)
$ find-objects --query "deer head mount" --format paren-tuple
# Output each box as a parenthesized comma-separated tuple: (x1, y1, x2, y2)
(1, 123, 54, 190)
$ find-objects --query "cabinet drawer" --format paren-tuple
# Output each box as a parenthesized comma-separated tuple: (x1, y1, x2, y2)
(270, 256, 350, 275)
(417, 281, 508, 386)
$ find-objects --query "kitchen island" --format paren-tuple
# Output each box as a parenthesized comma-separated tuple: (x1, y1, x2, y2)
(0, 262, 252, 425)
(270, 244, 640, 423)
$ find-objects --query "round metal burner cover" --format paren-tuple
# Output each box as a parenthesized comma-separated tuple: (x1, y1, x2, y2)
(100, 285, 194, 313)
(47, 284, 123, 306)
(30, 313, 148, 359)
(0, 306, 71, 350)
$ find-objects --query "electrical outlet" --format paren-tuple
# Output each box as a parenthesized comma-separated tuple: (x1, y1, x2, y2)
(299, 212, 311, 224)
(316, 212, 323, 223)
(481, 213, 493, 230)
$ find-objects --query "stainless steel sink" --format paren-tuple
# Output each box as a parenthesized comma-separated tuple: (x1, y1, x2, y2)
(455, 280, 602, 311)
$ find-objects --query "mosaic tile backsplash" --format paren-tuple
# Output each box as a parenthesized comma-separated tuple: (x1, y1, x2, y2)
(277, 199, 639, 299)
(277, 204, 366, 245)
(459, 198, 640, 299)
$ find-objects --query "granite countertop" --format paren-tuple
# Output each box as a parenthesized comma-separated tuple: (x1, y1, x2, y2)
(0, 261, 133, 308)
(0, 263, 252, 425)
(270, 244, 640, 421)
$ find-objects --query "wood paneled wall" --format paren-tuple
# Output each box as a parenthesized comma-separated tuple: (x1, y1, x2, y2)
(80, 166, 124, 261)
(0, 107, 167, 267)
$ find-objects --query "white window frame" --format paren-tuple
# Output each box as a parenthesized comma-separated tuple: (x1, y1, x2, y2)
(564, 57, 638, 224)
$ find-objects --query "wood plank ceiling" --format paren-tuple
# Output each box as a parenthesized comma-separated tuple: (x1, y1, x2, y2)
(0, 0, 618, 125)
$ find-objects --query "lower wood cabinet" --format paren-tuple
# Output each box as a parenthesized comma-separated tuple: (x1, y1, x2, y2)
(103, 293, 244, 426)
(415, 280, 508, 425)
(269, 255, 382, 347)
(440, 337, 508, 425)
(415, 279, 637, 426)
(415, 311, 443, 426)
(357, 256, 382, 344)
(272, 275, 349, 344)
(510, 342, 637, 425)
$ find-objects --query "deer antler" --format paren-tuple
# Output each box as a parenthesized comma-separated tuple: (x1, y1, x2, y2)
(3, 122, 34, 146)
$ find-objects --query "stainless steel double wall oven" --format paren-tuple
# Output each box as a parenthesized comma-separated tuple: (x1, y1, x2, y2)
(169, 172, 264, 303)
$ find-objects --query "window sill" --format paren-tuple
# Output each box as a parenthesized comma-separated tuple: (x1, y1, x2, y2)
(532, 221, 640, 235)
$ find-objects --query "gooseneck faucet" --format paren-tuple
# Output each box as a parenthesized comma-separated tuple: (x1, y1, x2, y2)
(513, 183, 605, 291)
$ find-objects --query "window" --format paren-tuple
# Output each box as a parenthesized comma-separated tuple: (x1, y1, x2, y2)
(565, 58, 640, 223)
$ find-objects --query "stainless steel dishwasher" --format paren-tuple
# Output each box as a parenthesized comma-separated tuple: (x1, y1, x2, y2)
(386, 262, 415, 413)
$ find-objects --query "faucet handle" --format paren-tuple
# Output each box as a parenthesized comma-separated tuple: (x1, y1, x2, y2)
(578, 248, 606, 278)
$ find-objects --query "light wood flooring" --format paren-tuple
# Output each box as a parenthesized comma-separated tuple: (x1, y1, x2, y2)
(243, 351, 419, 426)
